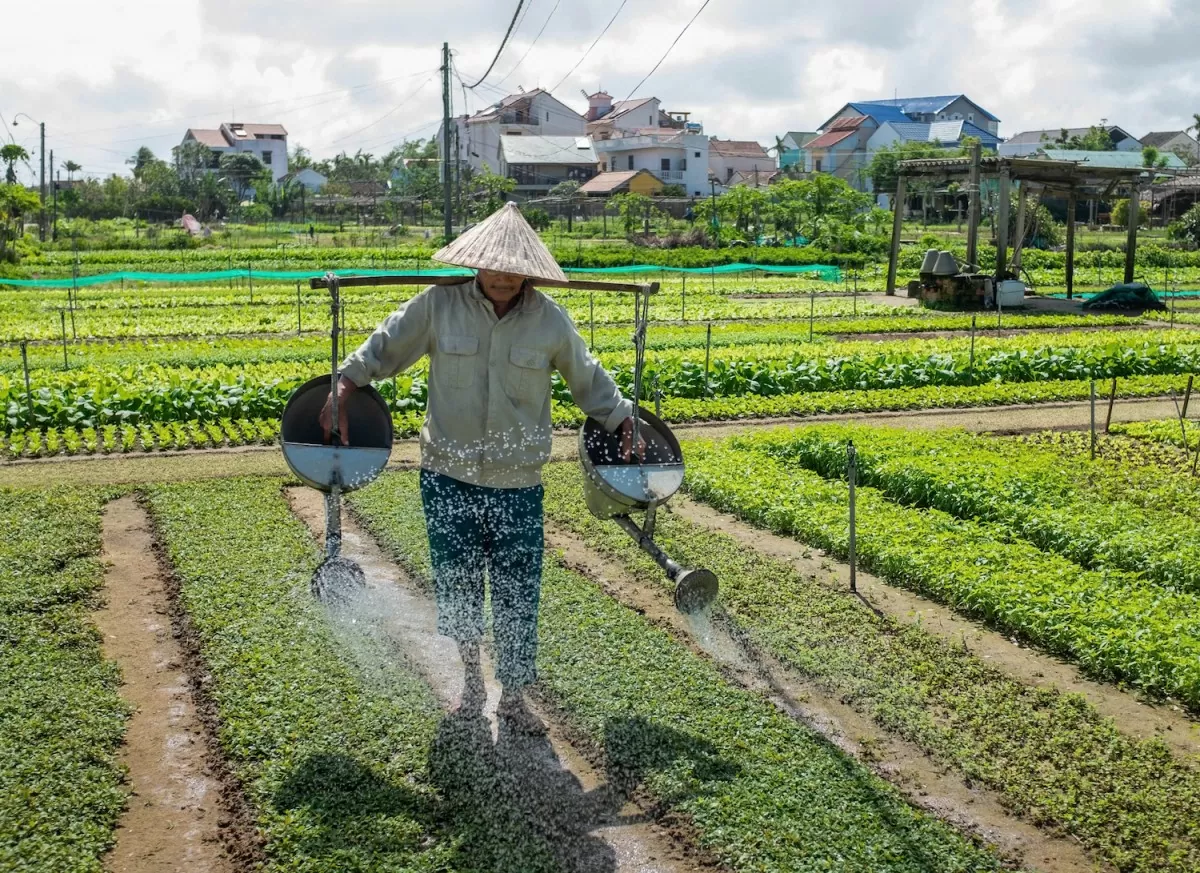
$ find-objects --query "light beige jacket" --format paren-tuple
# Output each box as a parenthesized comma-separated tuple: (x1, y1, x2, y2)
(340, 279, 632, 488)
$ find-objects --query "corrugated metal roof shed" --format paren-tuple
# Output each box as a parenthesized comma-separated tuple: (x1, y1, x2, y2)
(1038, 149, 1185, 169)
(500, 135, 597, 165)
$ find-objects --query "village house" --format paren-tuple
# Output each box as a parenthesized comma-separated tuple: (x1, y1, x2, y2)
(776, 132, 816, 169)
(584, 92, 696, 140)
(498, 135, 598, 194)
(999, 125, 1142, 157)
(437, 89, 587, 177)
(1140, 131, 1200, 164)
(578, 169, 664, 197)
(802, 96, 1001, 191)
(278, 168, 326, 193)
(708, 139, 774, 187)
(592, 128, 710, 197)
(179, 122, 289, 182)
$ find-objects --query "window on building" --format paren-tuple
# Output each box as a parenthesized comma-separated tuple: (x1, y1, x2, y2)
(649, 116, 653, 125)
(968, 113, 974, 122)
(680, 157, 687, 171)
(814, 158, 822, 172)
(694, 151, 701, 158)
(661, 158, 671, 172)
(262, 150, 272, 165)
(627, 155, 634, 170)
(546, 111, 550, 121)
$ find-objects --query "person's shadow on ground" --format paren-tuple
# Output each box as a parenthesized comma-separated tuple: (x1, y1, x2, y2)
(274, 711, 738, 872)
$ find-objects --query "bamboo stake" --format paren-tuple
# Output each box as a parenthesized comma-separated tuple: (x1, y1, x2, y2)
(1105, 376, 1117, 432)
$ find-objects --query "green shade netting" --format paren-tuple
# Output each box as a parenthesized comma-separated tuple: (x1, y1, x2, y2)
(0, 262, 839, 288)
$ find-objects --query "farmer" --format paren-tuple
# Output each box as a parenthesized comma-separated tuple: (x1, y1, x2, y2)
(321, 202, 640, 733)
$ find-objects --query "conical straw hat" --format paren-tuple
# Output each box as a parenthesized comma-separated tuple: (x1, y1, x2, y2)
(433, 201, 567, 282)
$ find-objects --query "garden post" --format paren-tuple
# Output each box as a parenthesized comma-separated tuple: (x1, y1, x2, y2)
(704, 322, 712, 397)
(21, 341, 32, 424)
(1171, 390, 1189, 448)
(340, 301, 347, 360)
(248, 263, 254, 303)
(969, 316, 976, 375)
(297, 282, 303, 335)
(589, 293, 595, 351)
(809, 290, 815, 343)
(60, 311, 68, 370)
(1183, 374, 1194, 419)
(848, 441, 857, 594)
(681, 274, 687, 323)
(1090, 380, 1097, 460)
(1105, 377, 1118, 432)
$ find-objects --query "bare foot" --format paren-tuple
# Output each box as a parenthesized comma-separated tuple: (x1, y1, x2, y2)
(497, 688, 546, 735)
(455, 640, 485, 716)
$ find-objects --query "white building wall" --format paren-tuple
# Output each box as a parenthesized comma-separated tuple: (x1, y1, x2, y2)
(230, 138, 288, 182)
(593, 133, 708, 196)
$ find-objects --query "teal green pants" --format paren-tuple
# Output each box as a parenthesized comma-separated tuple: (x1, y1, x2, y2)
(420, 469, 544, 689)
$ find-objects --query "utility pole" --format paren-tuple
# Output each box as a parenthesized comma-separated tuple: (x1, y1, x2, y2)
(441, 42, 453, 241)
(38, 122, 46, 242)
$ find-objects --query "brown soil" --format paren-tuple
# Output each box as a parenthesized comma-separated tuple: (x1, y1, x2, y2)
(286, 488, 703, 873)
(543, 523, 1104, 873)
(668, 496, 1200, 762)
(95, 497, 240, 873)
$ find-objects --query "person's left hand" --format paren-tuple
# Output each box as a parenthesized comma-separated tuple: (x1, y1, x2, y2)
(619, 416, 647, 463)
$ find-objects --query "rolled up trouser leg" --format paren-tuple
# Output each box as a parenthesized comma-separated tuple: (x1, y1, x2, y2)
(484, 482, 544, 690)
(421, 470, 486, 643)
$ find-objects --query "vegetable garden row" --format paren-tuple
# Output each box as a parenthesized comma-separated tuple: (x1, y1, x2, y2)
(4, 327, 1196, 433)
(7, 423, 1200, 871)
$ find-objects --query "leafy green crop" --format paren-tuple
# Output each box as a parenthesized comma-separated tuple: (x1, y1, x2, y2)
(349, 472, 1005, 872)
(746, 424, 1200, 593)
(0, 488, 129, 872)
(541, 463, 1200, 873)
(682, 437, 1200, 710)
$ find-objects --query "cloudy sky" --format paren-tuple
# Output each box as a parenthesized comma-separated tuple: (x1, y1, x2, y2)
(4, 0, 1198, 183)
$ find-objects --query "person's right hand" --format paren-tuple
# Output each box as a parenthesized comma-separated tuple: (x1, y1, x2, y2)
(319, 377, 355, 445)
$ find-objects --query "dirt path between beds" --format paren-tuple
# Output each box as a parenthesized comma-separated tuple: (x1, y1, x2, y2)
(667, 495, 1200, 762)
(542, 523, 1102, 873)
(96, 497, 237, 873)
(286, 487, 703, 873)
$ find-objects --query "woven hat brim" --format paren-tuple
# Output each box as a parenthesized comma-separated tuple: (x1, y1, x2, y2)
(433, 202, 567, 282)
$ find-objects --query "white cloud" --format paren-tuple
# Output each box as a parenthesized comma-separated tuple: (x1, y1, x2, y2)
(4, 0, 1200, 184)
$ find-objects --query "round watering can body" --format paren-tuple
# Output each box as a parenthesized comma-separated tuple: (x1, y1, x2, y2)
(578, 407, 684, 518)
(280, 375, 394, 492)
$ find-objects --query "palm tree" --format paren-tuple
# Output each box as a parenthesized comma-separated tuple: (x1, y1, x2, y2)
(1191, 113, 1200, 141)
(63, 160, 81, 183)
(1, 144, 30, 185)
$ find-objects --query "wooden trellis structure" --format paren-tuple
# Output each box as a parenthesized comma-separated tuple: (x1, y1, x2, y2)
(887, 151, 1172, 298)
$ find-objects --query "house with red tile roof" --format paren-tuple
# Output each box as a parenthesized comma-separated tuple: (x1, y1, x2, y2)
(180, 123, 289, 182)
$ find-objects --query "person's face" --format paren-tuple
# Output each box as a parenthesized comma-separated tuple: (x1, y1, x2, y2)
(477, 270, 526, 303)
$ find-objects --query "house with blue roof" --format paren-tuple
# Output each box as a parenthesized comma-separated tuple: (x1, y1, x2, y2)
(803, 95, 1001, 192)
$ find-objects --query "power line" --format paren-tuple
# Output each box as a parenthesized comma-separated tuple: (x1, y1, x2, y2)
(494, 0, 563, 88)
(462, 0, 528, 89)
(620, 0, 714, 103)
(332, 75, 439, 143)
(549, 0, 630, 94)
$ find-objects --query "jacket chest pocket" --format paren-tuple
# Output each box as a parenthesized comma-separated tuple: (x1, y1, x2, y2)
(438, 334, 479, 389)
(507, 345, 550, 401)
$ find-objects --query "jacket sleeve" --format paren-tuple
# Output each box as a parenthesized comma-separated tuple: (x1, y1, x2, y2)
(551, 310, 633, 433)
(339, 287, 433, 387)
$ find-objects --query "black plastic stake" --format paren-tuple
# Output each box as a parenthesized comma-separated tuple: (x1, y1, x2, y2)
(1105, 376, 1117, 432)
(1090, 380, 1097, 460)
(248, 264, 254, 303)
(969, 315, 976, 375)
(589, 293, 595, 351)
(1183, 374, 1194, 420)
(297, 282, 303, 335)
(60, 311, 68, 370)
(809, 289, 815, 342)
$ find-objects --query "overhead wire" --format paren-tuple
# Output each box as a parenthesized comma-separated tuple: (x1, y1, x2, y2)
(494, 0, 563, 88)
(548, 0, 630, 93)
(331, 74, 439, 143)
(619, 0, 714, 103)
(461, 0, 528, 89)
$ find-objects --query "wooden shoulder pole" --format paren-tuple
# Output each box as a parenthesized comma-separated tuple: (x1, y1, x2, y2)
(886, 174, 907, 295)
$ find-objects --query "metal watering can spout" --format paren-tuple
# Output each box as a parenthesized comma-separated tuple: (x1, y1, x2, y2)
(280, 272, 393, 605)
